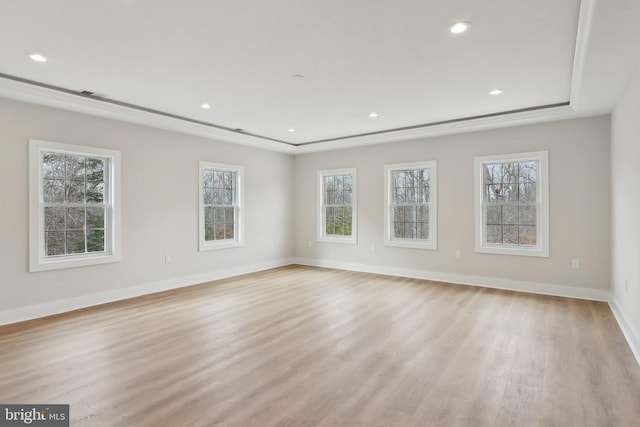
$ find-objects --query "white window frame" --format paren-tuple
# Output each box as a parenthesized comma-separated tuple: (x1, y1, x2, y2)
(384, 161, 437, 250)
(474, 151, 549, 257)
(29, 139, 121, 272)
(317, 168, 357, 244)
(199, 161, 244, 251)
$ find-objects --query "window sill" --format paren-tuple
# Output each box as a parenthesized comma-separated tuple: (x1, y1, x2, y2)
(199, 240, 244, 251)
(384, 239, 437, 250)
(30, 252, 120, 272)
(475, 245, 549, 257)
(318, 236, 357, 245)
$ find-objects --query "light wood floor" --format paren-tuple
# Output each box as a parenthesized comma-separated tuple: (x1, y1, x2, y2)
(1, 266, 639, 426)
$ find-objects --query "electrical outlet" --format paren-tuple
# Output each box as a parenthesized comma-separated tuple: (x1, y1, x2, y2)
(270, 241, 275, 249)
(626, 280, 629, 293)
(454, 250, 461, 260)
(571, 259, 580, 269)
(308, 241, 313, 248)
(165, 254, 172, 264)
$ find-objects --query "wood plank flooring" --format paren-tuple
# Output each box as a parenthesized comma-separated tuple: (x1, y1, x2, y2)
(1, 265, 639, 426)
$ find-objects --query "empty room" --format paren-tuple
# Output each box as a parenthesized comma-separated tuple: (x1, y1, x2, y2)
(1, 0, 640, 426)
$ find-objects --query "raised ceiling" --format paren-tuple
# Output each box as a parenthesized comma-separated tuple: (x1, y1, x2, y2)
(1, 0, 639, 153)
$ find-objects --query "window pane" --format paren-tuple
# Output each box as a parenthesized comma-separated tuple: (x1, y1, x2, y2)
(45, 231, 65, 256)
(334, 175, 343, 192)
(213, 189, 223, 204)
(405, 206, 417, 222)
(65, 156, 86, 179)
(86, 181, 104, 203)
(519, 205, 536, 226)
(419, 169, 430, 203)
(224, 172, 233, 189)
(325, 207, 334, 235)
(223, 189, 233, 204)
(86, 207, 105, 229)
(394, 185, 405, 204)
(203, 169, 215, 187)
(214, 206, 225, 223)
(404, 223, 417, 239)
(66, 180, 85, 203)
(225, 223, 235, 239)
(502, 163, 518, 184)
(213, 171, 224, 188)
(503, 225, 519, 244)
(326, 190, 334, 204)
(503, 184, 518, 202)
(343, 191, 352, 204)
(204, 206, 215, 224)
(519, 226, 536, 245)
(87, 229, 105, 252)
(43, 154, 65, 179)
(343, 207, 352, 236)
(215, 224, 225, 240)
(43, 179, 65, 203)
(484, 164, 502, 185)
(417, 205, 429, 223)
(519, 183, 537, 202)
(343, 175, 353, 191)
(502, 205, 518, 225)
(478, 154, 544, 252)
(486, 225, 502, 244)
(86, 158, 104, 181)
(37, 145, 118, 264)
(405, 183, 417, 203)
(205, 224, 215, 241)
(66, 231, 86, 254)
(418, 222, 429, 239)
(394, 223, 404, 239)
(334, 189, 344, 204)
(394, 206, 403, 223)
(66, 208, 85, 230)
(486, 184, 503, 202)
(203, 186, 214, 204)
(486, 206, 501, 225)
(519, 161, 537, 183)
(45, 207, 65, 230)
(324, 176, 334, 192)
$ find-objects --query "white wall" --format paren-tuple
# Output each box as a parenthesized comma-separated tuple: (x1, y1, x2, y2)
(0, 97, 615, 325)
(294, 116, 611, 299)
(0, 98, 295, 323)
(611, 64, 640, 361)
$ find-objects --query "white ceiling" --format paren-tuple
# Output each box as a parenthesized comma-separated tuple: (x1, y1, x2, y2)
(1, 0, 639, 153)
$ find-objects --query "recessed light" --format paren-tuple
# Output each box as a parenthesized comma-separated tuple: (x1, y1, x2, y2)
(369, 112, 379, 118)
(288, 128, 296, 133)
(201, 103, 211, 109)
(290, 74, 305, 79)
(449, 22, 471, 34)
(27, 53, 47, 62)
(489, 89, 503, 96)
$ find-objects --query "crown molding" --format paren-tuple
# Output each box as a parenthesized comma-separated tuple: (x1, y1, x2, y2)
(570, 0, 597, 109)
(0, 77, 296, 154)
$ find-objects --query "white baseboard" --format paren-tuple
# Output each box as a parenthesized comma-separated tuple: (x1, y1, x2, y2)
(0, 258, 295, 326)
(609, 298, 640, 367)
(292, 257, 611, 302)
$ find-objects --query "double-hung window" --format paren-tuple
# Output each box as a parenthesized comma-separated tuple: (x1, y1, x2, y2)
(474, 151, 549, 257)
(318, 169, 357, 244)
(29, 139, 121, 272)
(199, 161, 244, 251)
(384, 161, 437, 249)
